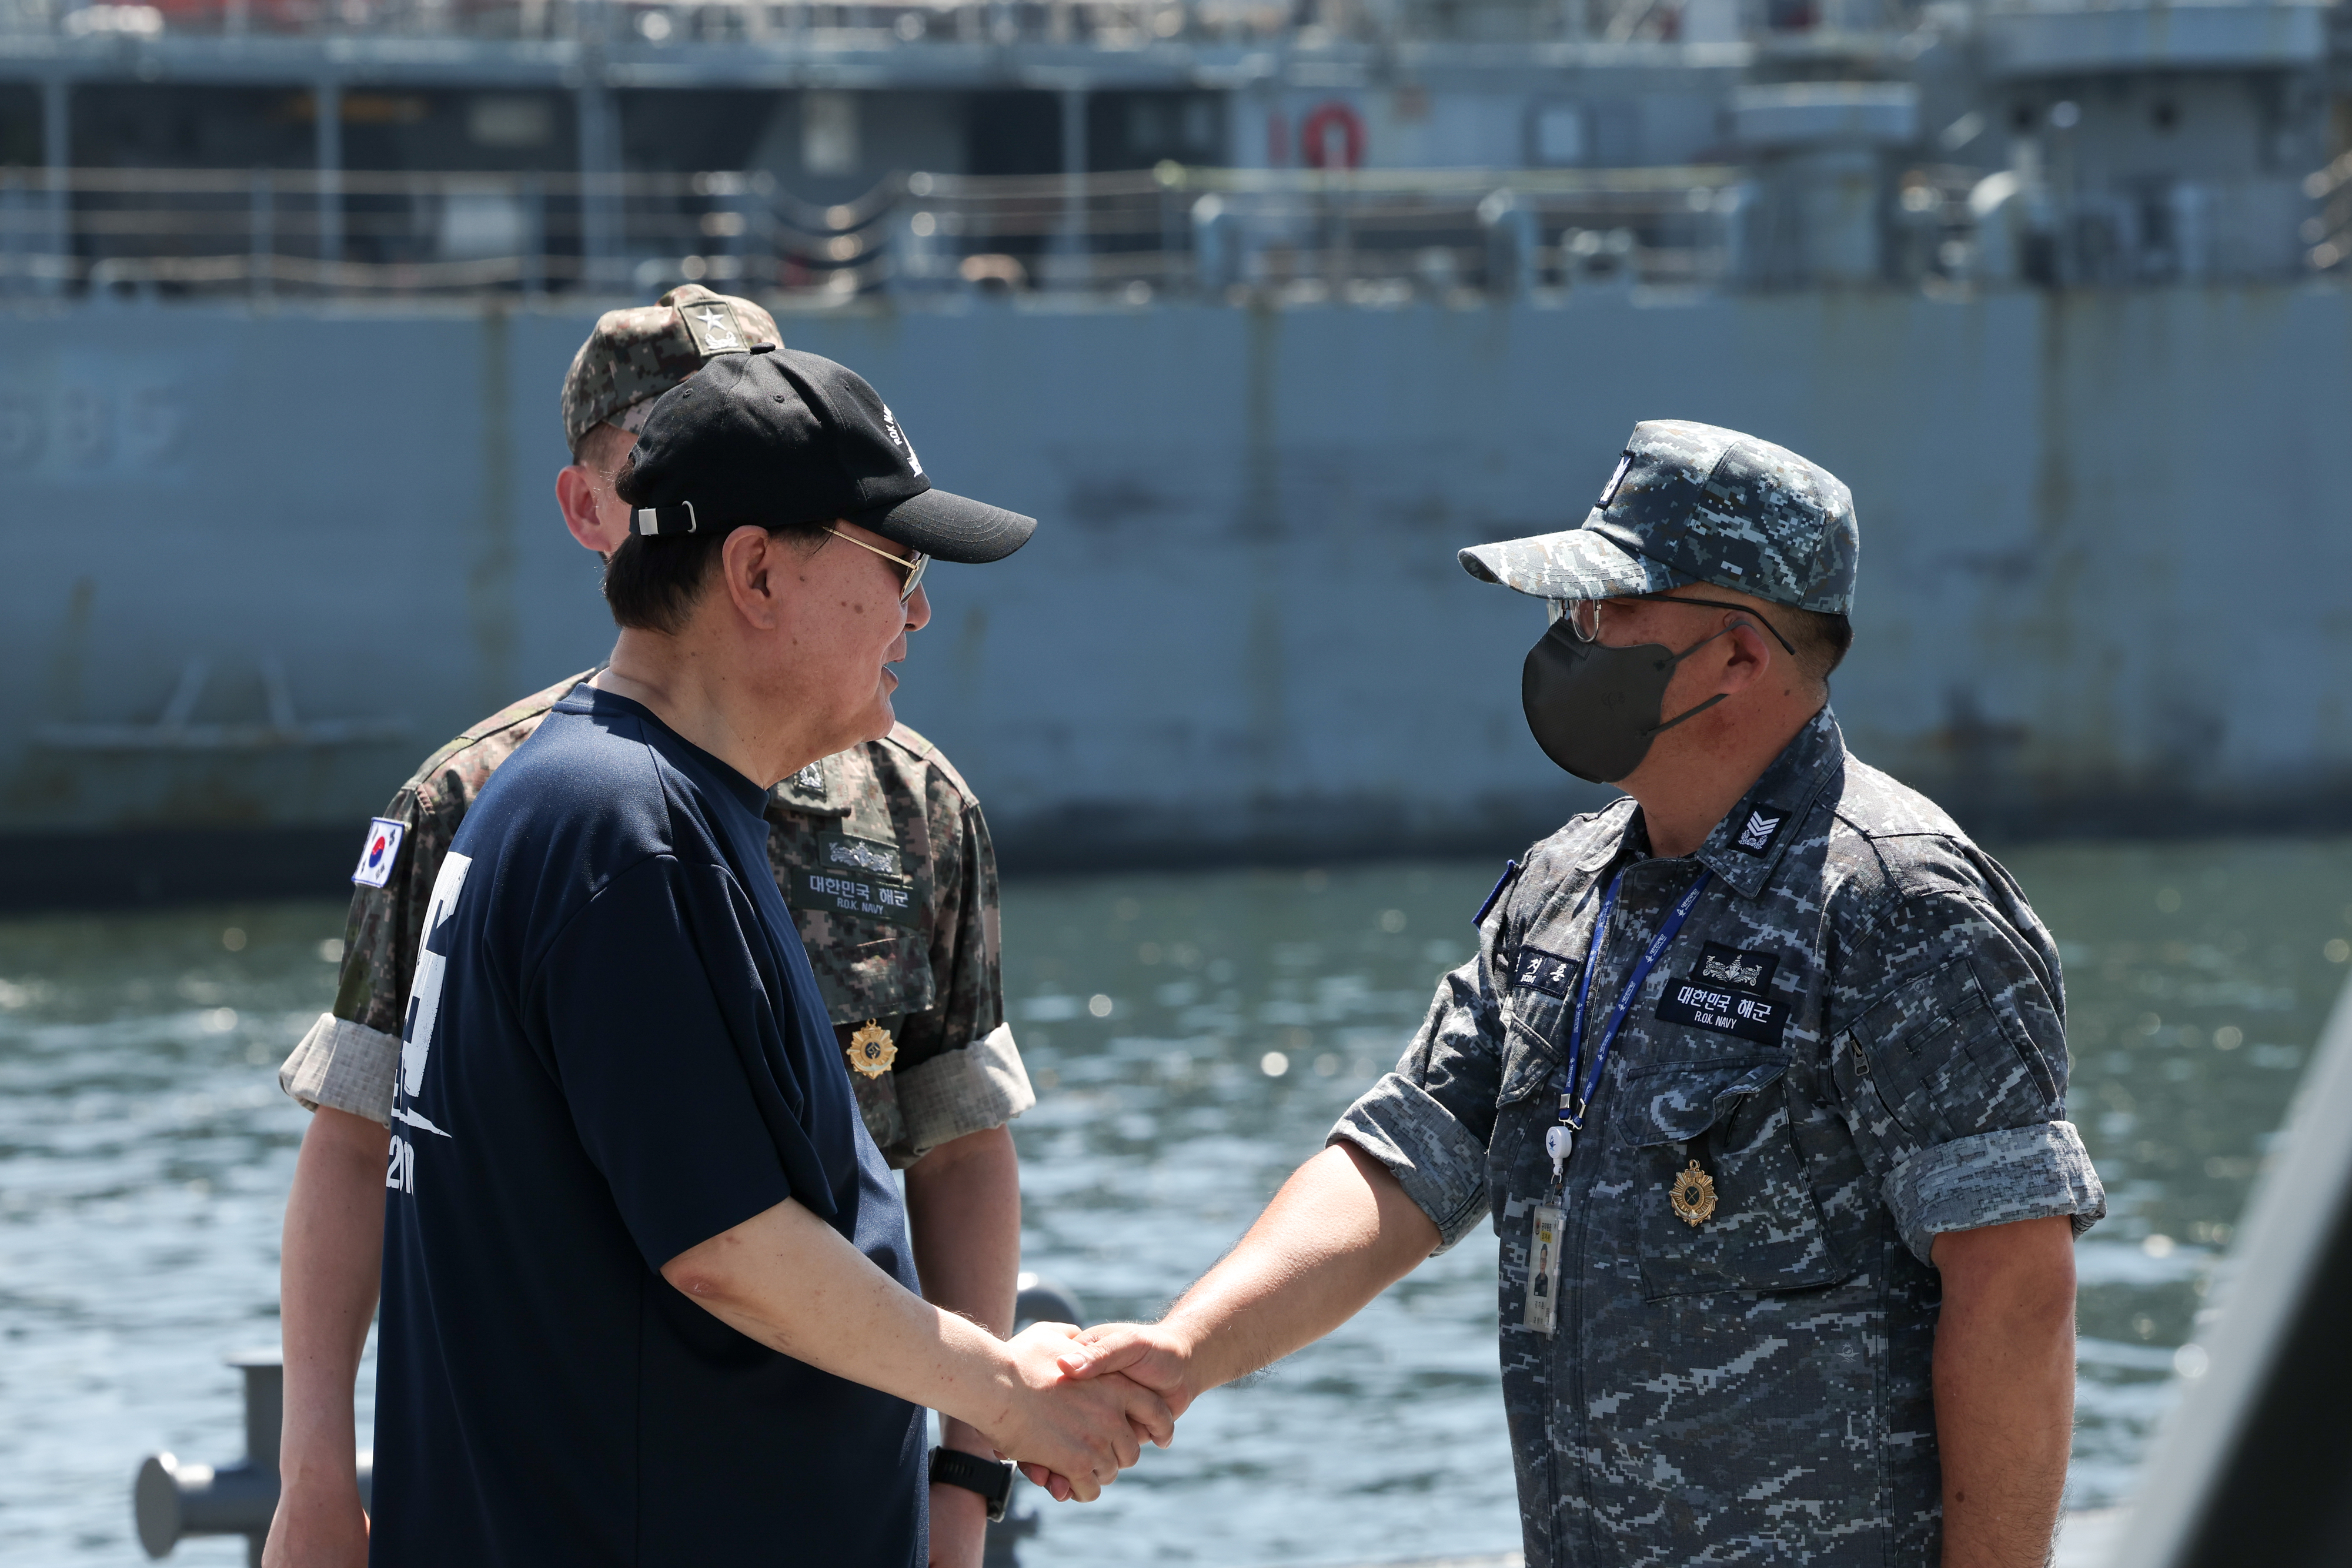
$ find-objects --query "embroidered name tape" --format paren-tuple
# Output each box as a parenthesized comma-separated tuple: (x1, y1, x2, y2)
(1655, 980, 1783, 1043)
(352, 817, 406, 889)
(1513, 946, 1578, 999)
(1655, 942, 1786, 1044)
(786, 831, 918, 929)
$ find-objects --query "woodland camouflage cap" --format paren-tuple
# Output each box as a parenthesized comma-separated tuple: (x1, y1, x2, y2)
(1459, 420, 1859, 616)
(559, 285, 784, 455)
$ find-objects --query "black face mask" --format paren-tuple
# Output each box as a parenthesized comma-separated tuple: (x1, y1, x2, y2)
(1520, 618, 1737, 784)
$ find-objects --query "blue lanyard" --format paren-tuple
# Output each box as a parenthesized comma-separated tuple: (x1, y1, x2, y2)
(1559, 868, 1712, 1132)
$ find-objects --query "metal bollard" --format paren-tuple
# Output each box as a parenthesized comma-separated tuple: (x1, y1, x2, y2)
(133, 1349, 378, 1566)
(1478, 189, 1539, 300)
(1013, 1271, 1085, 1330)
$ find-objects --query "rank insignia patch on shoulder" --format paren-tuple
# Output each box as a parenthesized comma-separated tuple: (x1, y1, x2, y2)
(1512, 946, 1578, 999)
(1732, 804, 1790, 857)
(351, 818, 406, 889)
(1655, 943, 1786, 1044)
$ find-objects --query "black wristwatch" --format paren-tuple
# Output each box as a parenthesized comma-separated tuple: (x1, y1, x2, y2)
(928, 1446, 1016, 1523)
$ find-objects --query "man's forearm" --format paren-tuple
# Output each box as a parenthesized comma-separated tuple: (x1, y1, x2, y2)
(1147, 1142, 1438, 1399)
(906, 1123, 1021, 1456)
(662, 1193, 1170, 1496)
(1930, 1216, 2077, 1568)
(278, 1107, 390, 1492)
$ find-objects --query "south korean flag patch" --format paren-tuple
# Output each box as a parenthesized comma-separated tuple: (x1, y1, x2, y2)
(351, 817, 406, 889)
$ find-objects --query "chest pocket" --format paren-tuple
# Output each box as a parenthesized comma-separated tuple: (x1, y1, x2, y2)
(1623, 1058, 1850, 1300)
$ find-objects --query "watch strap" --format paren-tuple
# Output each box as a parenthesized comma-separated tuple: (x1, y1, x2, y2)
(928, 1445, 1014, 1523)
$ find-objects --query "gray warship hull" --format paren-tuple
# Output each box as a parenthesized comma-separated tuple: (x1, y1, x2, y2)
(4, 282, 2345, 903)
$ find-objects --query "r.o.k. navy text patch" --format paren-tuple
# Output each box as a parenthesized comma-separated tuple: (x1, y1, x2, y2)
(1512, 946, 1579, 999)
(786, 831, 918, 929)
(1655, 943, 1786, 1044)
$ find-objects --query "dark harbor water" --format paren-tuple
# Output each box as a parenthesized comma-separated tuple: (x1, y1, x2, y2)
(4, 838, 2348, 1566)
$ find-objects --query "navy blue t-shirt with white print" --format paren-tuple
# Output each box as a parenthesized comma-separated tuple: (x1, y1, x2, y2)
(371, 684, 925, 1568)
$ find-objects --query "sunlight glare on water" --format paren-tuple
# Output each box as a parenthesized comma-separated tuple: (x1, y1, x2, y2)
(2, 840, 2350, 1565)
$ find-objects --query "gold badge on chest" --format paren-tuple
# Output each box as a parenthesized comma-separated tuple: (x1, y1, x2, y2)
(847, 1019, 898, 1078)
(1670, 1160, 1718, 1226)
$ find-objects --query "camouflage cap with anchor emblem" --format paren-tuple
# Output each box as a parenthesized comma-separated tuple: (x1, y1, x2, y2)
(1459, 420, 1860, 615)
(559, 283, 784, 456)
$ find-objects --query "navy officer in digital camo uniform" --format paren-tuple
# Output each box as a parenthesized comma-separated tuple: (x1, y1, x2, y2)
(1062, 421, 2105, 1567)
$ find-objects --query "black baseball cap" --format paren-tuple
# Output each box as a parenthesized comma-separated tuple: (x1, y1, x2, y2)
(617, 346, 1036, 564)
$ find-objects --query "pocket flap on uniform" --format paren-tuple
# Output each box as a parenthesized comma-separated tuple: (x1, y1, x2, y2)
(1628, 1058, 1790, 1147)
(1499, 1012, 1562, 1106)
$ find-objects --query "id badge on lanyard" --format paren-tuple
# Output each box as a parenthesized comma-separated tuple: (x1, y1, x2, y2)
(1521, 867, 1710, 1334)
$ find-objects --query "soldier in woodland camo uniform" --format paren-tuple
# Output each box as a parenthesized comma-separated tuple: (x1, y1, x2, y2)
(270, 286, 1031, 1568)
(1069, 421, 2103, 1567)
(280, 283, 1032, 1164)
(282, 680, 1025, 1165)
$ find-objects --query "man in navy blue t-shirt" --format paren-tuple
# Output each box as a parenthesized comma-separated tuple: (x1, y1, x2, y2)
(372, 347, 1171, 1567)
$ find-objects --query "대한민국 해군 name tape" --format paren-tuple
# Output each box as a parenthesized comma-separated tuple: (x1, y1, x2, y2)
(787, 831, 918, 929)
(1654, 943, 1786, 1044)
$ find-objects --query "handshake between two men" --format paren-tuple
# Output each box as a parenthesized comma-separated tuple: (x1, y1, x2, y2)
(659, 1138, 1428, 1511)
(1007, 1140, 1440, 1503)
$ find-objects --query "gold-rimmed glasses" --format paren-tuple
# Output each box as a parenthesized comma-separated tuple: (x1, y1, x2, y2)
(826, 529, 930, 604)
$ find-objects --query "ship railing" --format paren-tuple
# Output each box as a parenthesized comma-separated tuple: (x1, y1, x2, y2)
(0, 0, 1324, 48)
(889, 163, 1743, 298)
(0, 0, 1806, 46)
(0, 161, 1747, 303)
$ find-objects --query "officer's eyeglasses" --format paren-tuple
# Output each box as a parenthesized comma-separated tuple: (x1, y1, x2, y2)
(826, 529, 930, 604)
(1552, 594, 1797, 656)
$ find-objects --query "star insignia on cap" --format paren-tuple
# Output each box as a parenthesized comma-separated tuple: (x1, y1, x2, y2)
(692, 305, 741, 350)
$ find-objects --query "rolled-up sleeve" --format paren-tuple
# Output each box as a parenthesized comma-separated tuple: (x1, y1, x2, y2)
(1835, 887, 2107, 1264)
(280, 1013, 401, 1125)
(1328, 912, 1513, 1253)
(1331, 1072, 1493, 1251)
(1882, 1121, 2105, 1265)
(897, 1021, 1035, 1159)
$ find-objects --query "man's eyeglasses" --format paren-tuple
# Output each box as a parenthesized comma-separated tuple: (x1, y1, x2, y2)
(826, 529, 930, 604)
(1552, 593, 1796, 655)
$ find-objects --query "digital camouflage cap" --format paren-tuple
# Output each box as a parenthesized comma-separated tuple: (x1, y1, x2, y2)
(1459, 420, 1859, 615)
(559, 284, 784, 455)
